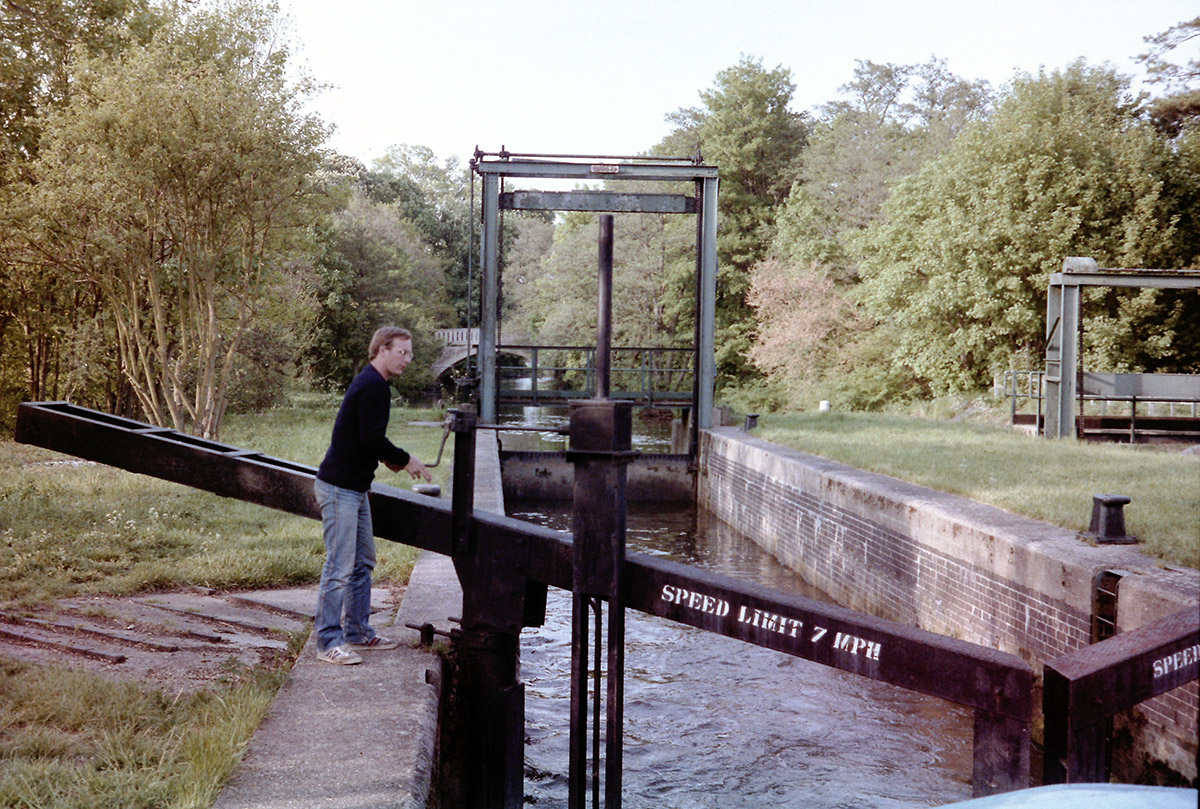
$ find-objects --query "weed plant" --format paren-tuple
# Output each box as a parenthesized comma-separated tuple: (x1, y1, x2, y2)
(756, 411, 1199, 569)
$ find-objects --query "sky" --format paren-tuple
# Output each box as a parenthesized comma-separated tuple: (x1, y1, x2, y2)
(276, 0, 1196, 170)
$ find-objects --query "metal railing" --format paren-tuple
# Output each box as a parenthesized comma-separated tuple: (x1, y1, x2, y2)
(1004, 370, 1200, 440)
(496, 345, 694, 406)
(1003, 370, 1045, 432)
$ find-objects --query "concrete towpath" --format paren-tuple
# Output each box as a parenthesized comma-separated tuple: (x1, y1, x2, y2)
(212, 430, 505, 809)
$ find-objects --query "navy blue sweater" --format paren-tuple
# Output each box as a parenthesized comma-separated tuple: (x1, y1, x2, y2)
(316, 365, 411, 492)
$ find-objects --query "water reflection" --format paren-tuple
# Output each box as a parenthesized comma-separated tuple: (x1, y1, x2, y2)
(510, 502, 975, 809)
(496, 404, 674, 454)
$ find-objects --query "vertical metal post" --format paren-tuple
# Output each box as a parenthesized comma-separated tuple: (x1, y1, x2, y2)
(531, 348, 540, 407)
(568, 400, 631, 809)
(1045, 259, 1088, 438)
(449, 408, 527, 809)
(480, 173, 501, 424)
(568, 214, 631, 809)
(468, 161, 476, 379)
(597, 215, 613, 400)
(569, 591, 591, 809)
(1037, 371, 1044, 436)
(696, 176, 718, 433)
(450, 409, 476, 556)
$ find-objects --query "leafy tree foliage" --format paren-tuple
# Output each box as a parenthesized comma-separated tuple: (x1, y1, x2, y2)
(660, 56, 809, 384)
(0, 0, 161, 165)
(855, 62, 1196, 394)
(1139, 16, 1199, 136)
(750, 59, 990, 407)
(370, 145, 475, 327)
(23, 0, 327, 438)
(0, 0, 162, 430)
(498, 211, 555, 331)
(306, 190, 452, 398)
(514, 210, 691, 349)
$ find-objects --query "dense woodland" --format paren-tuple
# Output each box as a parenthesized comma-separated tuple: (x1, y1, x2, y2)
(1, 0, 1197, 437)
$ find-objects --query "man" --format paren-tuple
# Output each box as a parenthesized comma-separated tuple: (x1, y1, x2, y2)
(313, 326, 431, 665)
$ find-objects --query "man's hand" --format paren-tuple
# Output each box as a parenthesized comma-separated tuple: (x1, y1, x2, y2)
(402, 456, 431, 482)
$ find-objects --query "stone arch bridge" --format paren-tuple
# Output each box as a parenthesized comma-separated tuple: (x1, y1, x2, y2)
(432, 328, 531, 379)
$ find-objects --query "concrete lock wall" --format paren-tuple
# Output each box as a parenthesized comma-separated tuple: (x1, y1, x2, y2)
(697, 427, 1199, 783)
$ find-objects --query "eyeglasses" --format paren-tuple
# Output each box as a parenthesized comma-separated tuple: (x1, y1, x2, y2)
(393, 347, 413, 358)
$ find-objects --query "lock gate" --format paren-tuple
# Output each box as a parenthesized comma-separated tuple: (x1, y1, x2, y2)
(15, 398, 1032, 806)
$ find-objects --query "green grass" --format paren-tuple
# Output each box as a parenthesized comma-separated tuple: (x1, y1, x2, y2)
(756, 411, 1200, 569)
(0, 653, 293, 809)
(0, 394, 452, 608)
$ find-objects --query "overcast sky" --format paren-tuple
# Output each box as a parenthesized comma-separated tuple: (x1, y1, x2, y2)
(276, 0, 1196, 169)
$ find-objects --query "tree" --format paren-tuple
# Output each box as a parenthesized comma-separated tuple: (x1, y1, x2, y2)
(855, 62, 1192, 393)
(515, 210, 690, 349)
(25, 0, 328, 438)
(799, 59, 991, 249)
(0, 0, 161, 164)
(660, 56, 809, 384)
(0, 0, 162, 431)
(1139, 16, 1200, 136)
(749, 59, 990, 408)
(370, 144, 475, 327)
(306, 190, 452, 398)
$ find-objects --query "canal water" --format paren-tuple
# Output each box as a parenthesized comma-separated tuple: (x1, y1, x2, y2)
(505, 507, 974, 808)
(499, 406, 975, 807)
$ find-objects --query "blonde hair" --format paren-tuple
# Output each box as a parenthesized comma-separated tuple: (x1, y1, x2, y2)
(368, 326, 413, 359)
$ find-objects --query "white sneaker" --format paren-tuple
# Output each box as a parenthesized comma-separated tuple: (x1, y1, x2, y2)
(316, 645, 362, 665)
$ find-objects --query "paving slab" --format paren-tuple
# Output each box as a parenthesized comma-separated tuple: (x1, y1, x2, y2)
(133, 592, 310, 636)
(395, 552, 462, 648)
(212, 593, 448, 809)
(225, 587, 322, 619)
(210, 562, 463, 809)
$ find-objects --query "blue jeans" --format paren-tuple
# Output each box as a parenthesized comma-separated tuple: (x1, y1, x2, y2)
(314, 478, 378, 651)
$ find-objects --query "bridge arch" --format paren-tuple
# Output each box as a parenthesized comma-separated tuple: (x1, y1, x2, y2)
(433, 328, 531, 380)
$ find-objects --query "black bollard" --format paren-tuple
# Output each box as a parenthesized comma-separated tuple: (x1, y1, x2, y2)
(1086, 494, 1137, 545)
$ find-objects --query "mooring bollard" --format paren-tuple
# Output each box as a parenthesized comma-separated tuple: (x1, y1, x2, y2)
(1086, 494, 1137, 545)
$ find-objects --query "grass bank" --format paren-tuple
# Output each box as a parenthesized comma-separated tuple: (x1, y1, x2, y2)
(0, 394, 451, 608)
(0, 393, 450, 807)
(0, 649, 295, 809)
(755, 411, 1199, 570)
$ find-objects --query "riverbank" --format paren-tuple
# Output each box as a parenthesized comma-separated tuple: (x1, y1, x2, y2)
(754, 410, 1199, 568)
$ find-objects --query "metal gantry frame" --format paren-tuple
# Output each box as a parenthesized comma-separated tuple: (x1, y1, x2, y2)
(470, 149, 720, 450)
(1044, 257, 1200, 439)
